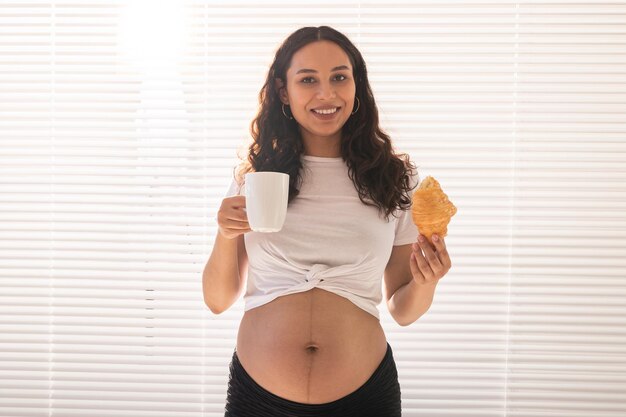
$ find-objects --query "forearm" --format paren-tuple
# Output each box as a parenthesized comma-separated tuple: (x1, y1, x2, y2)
(389, 279, 438, 326)
(202, 232, 240, 314)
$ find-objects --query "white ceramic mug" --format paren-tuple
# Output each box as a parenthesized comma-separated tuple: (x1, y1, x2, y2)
(244, 172, 289, 232)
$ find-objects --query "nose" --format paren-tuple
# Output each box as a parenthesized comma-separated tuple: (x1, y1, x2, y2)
(316, 80, 336, 99)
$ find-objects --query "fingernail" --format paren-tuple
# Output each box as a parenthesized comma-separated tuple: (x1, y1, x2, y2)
(418, 235, 425, 242)
(433, 234, 439, 242)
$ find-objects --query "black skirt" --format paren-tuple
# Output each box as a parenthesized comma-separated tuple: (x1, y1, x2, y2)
(224, 342, 402, 417)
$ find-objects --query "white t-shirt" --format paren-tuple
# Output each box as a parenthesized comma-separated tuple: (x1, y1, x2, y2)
(222, 154, 420, 321)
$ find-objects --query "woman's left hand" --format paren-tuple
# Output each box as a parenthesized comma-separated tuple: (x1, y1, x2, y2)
(410, 234, 452, 286)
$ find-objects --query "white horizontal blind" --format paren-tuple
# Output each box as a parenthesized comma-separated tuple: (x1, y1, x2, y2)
(0, 1, 226, 416)
(363, 2, 516, 416)
(509, 2, 626, 416)
(0, 1, 625, 417)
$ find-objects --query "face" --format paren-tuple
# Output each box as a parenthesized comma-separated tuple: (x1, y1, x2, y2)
(276, 40, 357, 147)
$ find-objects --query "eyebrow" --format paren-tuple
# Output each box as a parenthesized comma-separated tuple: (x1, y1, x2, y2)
(295, 65, 350, 74)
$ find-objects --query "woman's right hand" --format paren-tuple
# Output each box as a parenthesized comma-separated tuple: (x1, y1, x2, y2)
(217, 195, 252, 239)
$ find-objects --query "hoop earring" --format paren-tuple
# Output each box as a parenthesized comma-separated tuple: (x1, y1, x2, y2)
(282, 103, 294, 120)
(351, 97, 360, 115)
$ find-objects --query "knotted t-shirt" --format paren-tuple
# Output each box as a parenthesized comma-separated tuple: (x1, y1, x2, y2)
(222, 154, 420, 320)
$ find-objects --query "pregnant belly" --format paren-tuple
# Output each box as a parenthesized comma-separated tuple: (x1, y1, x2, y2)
(235, 287, 389, 404)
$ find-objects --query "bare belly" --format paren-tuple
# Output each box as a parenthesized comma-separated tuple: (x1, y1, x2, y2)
(235, 287, 388, 404)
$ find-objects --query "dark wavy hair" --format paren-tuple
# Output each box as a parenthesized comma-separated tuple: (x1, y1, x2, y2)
(234, 25, 418, 221)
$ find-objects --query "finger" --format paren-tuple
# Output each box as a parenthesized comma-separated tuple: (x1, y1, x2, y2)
(431, 234, 451, 269)
(418, 236, 442, 271)
(412, 242, 434, 278)
(409, 252, 425, 283)
(217, 210, 248, 225)
(233, 195, 246, 207)
(220, 210, 249, 223)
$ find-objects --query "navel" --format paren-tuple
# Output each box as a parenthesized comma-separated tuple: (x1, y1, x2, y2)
(304, 344, 319, 353)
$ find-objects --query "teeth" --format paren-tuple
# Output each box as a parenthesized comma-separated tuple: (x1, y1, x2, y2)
(313, 107, 338, 115)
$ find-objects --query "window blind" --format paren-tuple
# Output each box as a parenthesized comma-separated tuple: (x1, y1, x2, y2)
(0, 1, 624, 416)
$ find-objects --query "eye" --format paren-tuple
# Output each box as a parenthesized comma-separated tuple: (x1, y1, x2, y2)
(301, 74, 348, 84)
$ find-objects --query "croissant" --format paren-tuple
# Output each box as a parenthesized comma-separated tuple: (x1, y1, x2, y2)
(411, 176, 457, 243)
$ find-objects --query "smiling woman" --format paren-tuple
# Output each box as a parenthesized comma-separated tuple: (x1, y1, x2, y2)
(203, 25, 434, 417)
(274, 40, 357, 158)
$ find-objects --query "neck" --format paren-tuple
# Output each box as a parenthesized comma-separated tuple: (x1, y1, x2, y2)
(300, 130, 342, 157)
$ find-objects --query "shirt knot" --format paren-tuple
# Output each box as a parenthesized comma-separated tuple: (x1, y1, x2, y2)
(304, 263, 327, 283)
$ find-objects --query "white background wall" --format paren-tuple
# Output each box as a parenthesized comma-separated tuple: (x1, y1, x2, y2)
(1, 1, 625, 416)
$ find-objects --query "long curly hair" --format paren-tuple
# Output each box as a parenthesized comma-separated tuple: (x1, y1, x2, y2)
(234, 25, 419, 221)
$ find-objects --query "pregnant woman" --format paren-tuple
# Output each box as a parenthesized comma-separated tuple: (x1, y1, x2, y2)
(203, 25, 452, 417)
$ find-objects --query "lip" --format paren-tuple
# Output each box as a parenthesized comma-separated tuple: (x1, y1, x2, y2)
(310, 107, 341, 120)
